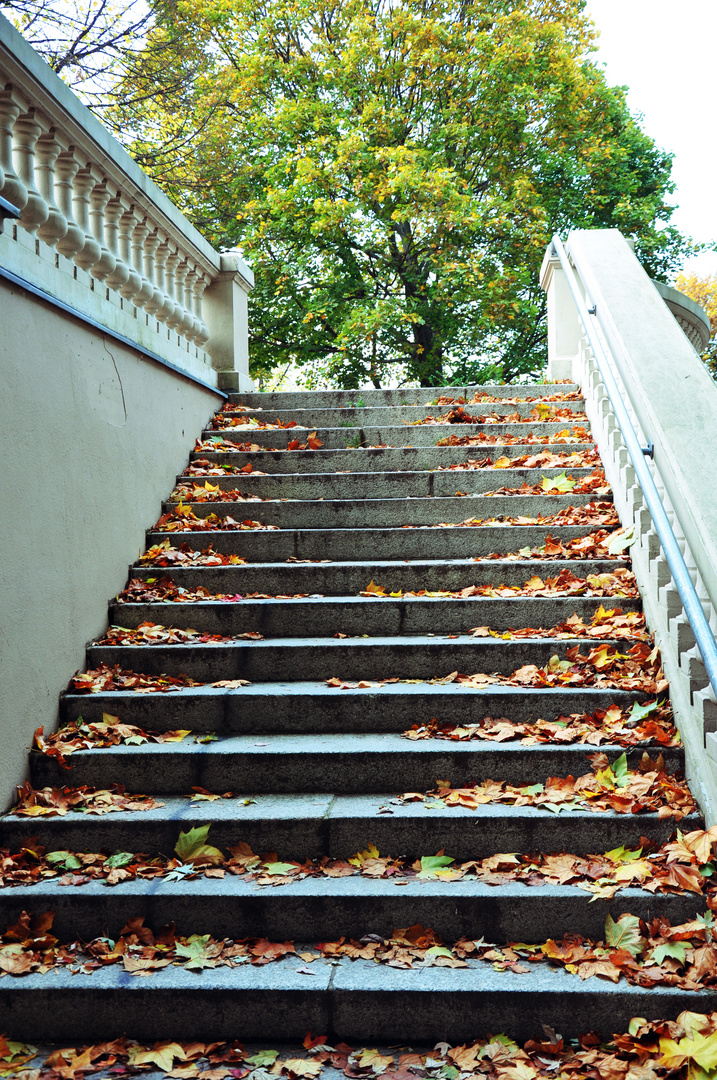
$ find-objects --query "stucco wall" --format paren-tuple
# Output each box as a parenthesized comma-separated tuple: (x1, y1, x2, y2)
(0, 278, 222, 810)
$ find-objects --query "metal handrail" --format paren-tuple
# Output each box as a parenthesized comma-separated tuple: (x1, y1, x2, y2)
(551, 232, 717, 701)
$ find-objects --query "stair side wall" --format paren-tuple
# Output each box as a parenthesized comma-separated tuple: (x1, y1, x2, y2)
(543, 228, 717, 821)
(0, 278, 222, 810)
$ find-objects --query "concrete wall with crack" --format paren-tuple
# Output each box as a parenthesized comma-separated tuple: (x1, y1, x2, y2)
(0, 277, 222, 809)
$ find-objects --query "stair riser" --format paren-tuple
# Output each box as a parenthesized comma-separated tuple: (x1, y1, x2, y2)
(229, 384, 581, 409)
(163, 493, 605, 531)
(30, 743, 681, 793)
(85, 638, 629, 681)
(108, 596, 641, 638)
(144, 525, 610, 561)
(128, 559, 630, 593)
(217, 402, 587, 426)
(0, 809, 695, 861)
(0, 882, 699, 944)
(191, 443, 597, 473)
(60, 685, 644, 733)
(3, 973, 711, 1043)
(201, 422, 591, 450)
(177, 467, 599, 500)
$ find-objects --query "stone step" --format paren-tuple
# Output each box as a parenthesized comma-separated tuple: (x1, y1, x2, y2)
(60, 683, 643, 733)
(108, 594, 641, 638)
(161, 492, 604, 531)
(176, 466, 599, 500)
(3, 958, 710, 1043)
(228, 383, 581, 409)
(0, 793, 694, 859)
(85, 634, 629, 681)
(128, 557, 628, 593)
(30, 735, 677, 792)
(0, 875, 699, 945)
(199, 421, 592, 451)
(191, 443, 597, 473)
(216, 401, 586, 427)
(144, 524, 611, 562)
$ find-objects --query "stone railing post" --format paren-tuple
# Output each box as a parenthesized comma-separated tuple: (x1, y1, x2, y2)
(539, 246, 581, 381)
(203, 254, 253, 391)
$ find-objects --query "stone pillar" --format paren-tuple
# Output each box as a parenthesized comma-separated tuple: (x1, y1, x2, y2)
(203, 253, 254, 392)
(539, 245, 581, 381)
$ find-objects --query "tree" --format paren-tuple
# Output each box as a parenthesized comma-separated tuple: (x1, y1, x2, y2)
(33, 0, 692, 387)
(675, 272, 717, 378)
(1, 0, 154, 105)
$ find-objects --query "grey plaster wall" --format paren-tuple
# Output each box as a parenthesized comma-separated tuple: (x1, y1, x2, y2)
(0, 278, 221, 810)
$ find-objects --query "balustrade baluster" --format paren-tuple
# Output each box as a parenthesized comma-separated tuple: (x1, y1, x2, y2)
(154, 233, 174, 324)
(87, 180, 116, 281)
(0, 89, 27, 208)
(54, 151, 85, 258)
(35, 129, 67, 246)
(71, 167, 101, 271)
(164, 246, 182, 330)
(183, 264, 199, 342)
(192, 271, 210, 346)
(173, 258, 192, 337)
(131, 216, 154, 309)
(116, 206, 142, 302)
(142, 229, 163, 316)
(12, 110, 48, 231)
(104, 196, 130, 291)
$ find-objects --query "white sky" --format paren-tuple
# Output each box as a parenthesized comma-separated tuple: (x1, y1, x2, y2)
(584, 0, 717, 277)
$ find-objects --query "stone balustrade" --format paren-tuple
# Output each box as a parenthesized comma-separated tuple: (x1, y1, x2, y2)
(0, 12, 253, 392)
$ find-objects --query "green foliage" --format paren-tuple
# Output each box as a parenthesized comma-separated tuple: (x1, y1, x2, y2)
(115, 0, 691, 386)
(675, 272, 717, 380)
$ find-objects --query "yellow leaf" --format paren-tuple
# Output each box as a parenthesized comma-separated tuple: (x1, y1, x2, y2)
(132, 1044, 188, 1072)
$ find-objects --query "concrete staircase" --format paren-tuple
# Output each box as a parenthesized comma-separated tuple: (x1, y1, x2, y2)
(0, 384, 710, 1045)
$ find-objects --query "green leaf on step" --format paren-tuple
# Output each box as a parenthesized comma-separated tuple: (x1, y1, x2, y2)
(174, 824, 224, 865)
(164, 863, 199, 882)
(605, 913, 645, 957)
(610, 752, 630, 786)
(424, 945, 455, 960)
(651, 941, 690, 965)
(175, 934, 218, 969)
(605, 526, 636, 555)
(263, 862, 297, 876)
(247, 1051, 280, 1067)
(45, 851, 82, 870)
(417, 854, 455, 879)
(628, 699, 663, 724)
(540, 470, 575, 494)
(194, 733, 219, 744)
(423, 799, 446, 809)
(436, 1066, 460, 1079)
(105, 852, 134, 868)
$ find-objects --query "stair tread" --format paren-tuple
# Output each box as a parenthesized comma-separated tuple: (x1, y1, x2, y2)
(2, 792, 697, 825)
(3, 956, 712, 1044)
(33, 733, 662, 757)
